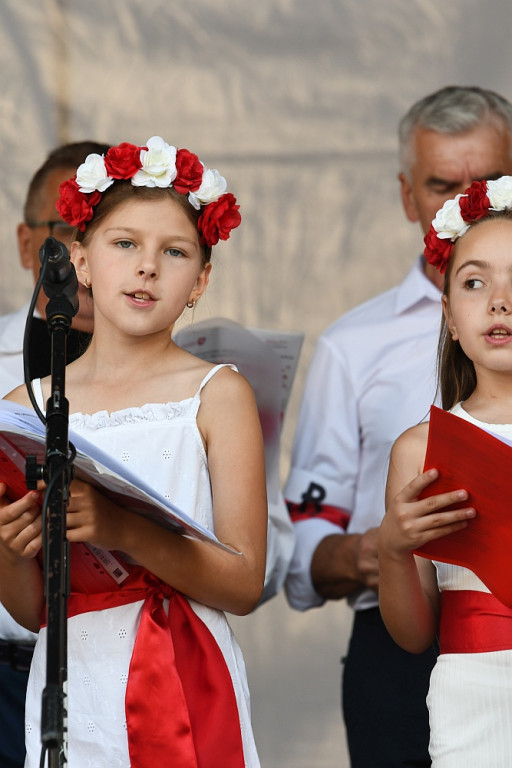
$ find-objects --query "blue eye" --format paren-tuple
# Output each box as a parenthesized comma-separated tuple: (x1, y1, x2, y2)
(116, 240, 134, 249)
(166, 247, 184, 258)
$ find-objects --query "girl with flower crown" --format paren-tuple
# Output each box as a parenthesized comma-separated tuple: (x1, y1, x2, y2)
(378, 176, 512, 766)
(0, 136, 267, 767)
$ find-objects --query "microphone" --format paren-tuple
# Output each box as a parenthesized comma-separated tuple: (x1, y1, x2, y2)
(39, 236, 79, 318)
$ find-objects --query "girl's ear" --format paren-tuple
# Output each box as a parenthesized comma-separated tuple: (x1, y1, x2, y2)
(442, 294, 458, 341)
(71, 241, 90, 287)
(188, 262, 212, 305)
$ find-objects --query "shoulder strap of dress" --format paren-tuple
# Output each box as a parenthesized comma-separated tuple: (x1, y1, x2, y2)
(30, 378, 45, 412)
(197, 363, 238, 395)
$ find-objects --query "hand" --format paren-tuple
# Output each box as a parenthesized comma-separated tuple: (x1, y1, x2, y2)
(380, 468, 475, 557)
(66, 479, 135, 551)
(0, 483, 42, 560)
(311, 528, 380, 598)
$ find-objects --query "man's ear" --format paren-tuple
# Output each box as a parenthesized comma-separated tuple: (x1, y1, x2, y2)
(398, 172, 419, 224)
(17, 222, 34, 270)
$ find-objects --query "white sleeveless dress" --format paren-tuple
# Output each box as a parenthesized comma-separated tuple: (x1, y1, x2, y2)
(427, 402, 512, 767)
(24, 364, 260, 768)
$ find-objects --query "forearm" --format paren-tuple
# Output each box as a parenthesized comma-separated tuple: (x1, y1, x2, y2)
(0, 556, 44, 633)
(378, 550, 437, 653)
(121, 512, 265, 615)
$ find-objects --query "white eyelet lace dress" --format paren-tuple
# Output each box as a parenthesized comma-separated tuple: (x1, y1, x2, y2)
(24, 364, 260, 768)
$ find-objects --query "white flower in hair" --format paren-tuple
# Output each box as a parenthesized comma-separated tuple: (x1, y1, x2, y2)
(188, 168, 227, 210)
(487, 176, 512, 210)
(76, 154, 113, 193)
(132, 136, 177, 188)
(432, 195, 469, 240)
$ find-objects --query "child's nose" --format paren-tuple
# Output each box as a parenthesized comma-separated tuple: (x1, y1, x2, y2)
(137, 252, 159, 278)
(489, 296, 512, 314)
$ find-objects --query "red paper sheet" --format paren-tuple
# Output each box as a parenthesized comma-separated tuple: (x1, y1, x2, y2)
(415, 405, 512, 608)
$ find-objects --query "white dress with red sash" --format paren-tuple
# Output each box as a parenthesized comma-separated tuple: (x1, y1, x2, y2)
(24, 365, 261, 768)
(427, 403, 512, 767)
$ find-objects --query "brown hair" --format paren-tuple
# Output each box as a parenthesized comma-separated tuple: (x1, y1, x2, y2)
(76, 182, 212, 265)
(438, 209, 512, 408)
(24, 141, 111, 223)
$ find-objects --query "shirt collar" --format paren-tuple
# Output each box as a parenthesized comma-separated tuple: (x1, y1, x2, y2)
(395, 255, 442, 315)
(0, 303, 42, 353)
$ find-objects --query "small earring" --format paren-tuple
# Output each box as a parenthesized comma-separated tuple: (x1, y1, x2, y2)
(83, 278, 89, 288)
(186, 300, 196, 309)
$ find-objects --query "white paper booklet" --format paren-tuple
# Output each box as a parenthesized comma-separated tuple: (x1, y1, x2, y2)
(0, 399, 234, 553)
(175, 318, 304, 505)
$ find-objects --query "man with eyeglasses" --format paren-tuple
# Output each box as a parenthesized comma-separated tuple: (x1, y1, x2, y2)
(0, 141, 109, 768)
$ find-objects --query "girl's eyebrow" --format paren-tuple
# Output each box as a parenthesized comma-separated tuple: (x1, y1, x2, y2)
(104, 226, 197, 244)
(454, 259, 490, 276)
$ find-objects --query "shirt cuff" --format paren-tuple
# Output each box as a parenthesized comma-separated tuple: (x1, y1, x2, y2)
(285, 518, 344, 611)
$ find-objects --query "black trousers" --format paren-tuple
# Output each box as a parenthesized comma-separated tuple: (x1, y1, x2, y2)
(342, 607, 436, 768)
(0, 664, 29, 768)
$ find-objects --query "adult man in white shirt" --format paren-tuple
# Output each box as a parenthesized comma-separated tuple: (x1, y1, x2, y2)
(284, 86, 512, 767)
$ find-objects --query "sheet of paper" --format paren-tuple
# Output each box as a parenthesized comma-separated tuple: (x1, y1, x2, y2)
(415, 405, 512, 607)
(175, 317, 304, 503)
(0, 399, 237, 554)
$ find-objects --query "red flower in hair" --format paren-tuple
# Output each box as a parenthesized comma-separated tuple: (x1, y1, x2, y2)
(198, 193, 241, 247)
(174, 149, 204, 193)
(56, 179, 101, 232)
(423, 225, 453, 274)
(104, 143, 143, 179)
(459, 180, 490, 222)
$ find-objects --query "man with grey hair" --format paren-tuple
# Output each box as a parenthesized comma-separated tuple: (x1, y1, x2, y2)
(284, 85, 512, 767)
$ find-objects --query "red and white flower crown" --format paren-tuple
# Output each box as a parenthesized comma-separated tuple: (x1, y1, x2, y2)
(56, 136, 241, 248)
(424, 176, 512, 273)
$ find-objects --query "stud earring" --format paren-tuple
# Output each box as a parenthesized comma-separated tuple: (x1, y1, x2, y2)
(186, 300, 196, 309)
(83, 278, 89, 288)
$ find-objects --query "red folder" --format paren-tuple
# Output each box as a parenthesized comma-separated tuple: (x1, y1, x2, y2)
(415, 405, 512, 608)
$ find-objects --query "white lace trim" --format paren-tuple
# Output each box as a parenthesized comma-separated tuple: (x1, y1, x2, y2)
(69, 398, 198, 430)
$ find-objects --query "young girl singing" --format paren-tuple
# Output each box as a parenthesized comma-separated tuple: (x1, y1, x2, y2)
(379, 176, 512, 766)
(0, 136, 267, 767)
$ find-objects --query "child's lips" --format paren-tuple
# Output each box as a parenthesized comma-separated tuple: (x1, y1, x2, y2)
(485, 324, 512, 343)
(125, 290, 157, 305)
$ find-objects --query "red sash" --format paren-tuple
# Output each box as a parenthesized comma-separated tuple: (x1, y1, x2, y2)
(439, 590, 512, 654)
(52, 566, 245, 768)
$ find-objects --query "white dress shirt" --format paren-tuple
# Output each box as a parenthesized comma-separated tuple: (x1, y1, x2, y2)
(285, 257, 442, 611)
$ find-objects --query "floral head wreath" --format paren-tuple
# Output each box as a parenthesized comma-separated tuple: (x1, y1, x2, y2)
(56, 136, 241, 248)
(423, 176, 512, 274)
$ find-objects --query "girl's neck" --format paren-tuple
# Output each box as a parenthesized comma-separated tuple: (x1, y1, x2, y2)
(461, 375, 512, 424)
(80, 329, 177, 383)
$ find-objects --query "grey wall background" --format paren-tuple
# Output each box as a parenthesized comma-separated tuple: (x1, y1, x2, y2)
(1, 2, 512, 765)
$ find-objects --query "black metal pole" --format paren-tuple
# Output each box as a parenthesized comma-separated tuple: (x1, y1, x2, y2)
(35, 238, 78, 767)
(41, 314, 71, 768)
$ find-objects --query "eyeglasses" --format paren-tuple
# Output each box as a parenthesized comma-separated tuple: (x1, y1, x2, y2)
(27, 220, 76, 241)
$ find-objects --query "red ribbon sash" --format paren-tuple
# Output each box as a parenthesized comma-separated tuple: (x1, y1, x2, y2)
(62, 566, 245, 768)
(439, 590, 512, 654)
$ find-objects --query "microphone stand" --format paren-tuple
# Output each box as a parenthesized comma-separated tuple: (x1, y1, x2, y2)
(25, 238, 78, 768)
